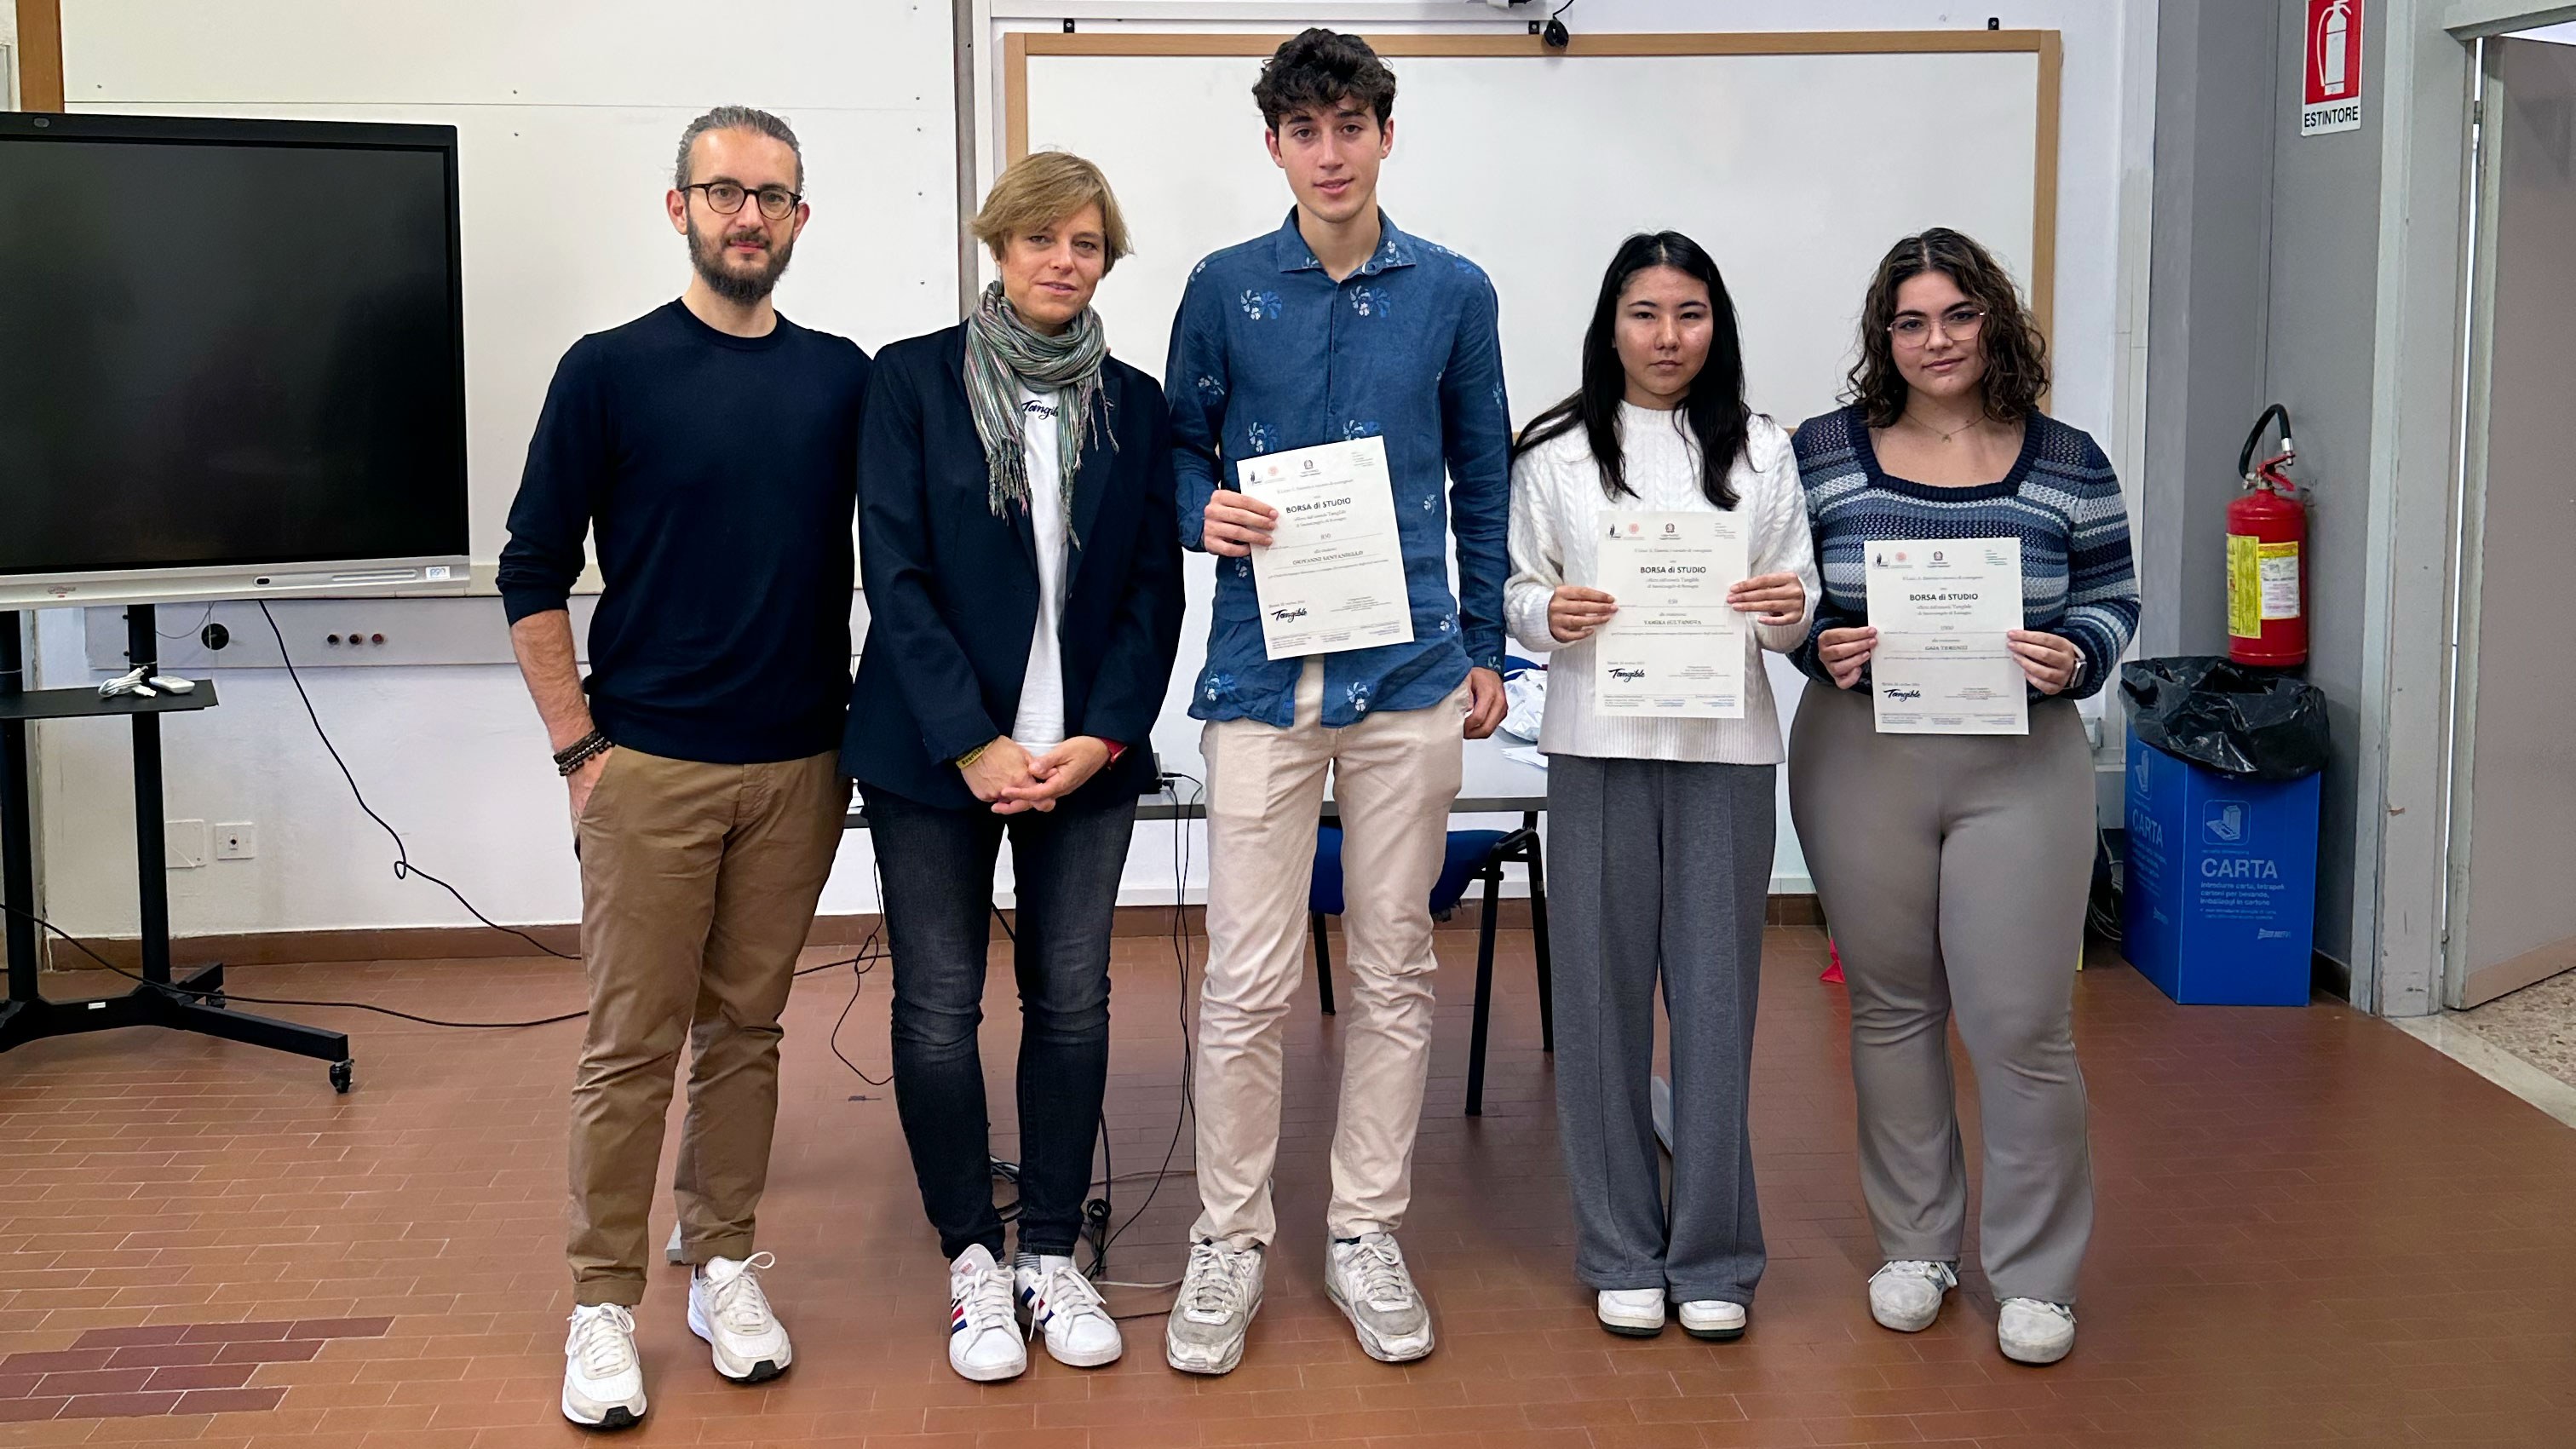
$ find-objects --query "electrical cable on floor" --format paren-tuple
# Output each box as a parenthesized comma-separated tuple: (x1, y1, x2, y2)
(258, 601, 578, 961)
(1, 897, 866, 1031)
(1093, 771, 1204, 1312)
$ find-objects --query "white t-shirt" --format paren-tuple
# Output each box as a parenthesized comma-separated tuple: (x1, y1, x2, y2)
(1009, 387, 1071, 752)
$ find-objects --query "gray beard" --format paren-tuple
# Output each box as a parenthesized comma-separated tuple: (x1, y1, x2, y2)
(687, 216, 794, 305)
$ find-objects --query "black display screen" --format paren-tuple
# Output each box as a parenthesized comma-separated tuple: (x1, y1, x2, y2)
(0, 114, 467, 577)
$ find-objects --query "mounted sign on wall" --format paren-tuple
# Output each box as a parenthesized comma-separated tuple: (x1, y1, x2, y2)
(2303, 0, 2364, 136)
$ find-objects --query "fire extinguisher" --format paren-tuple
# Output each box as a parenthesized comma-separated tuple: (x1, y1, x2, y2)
(2228, 403, 2308, 669)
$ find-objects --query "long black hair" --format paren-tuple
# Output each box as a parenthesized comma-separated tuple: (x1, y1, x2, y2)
(1514, 231, 1749, 509)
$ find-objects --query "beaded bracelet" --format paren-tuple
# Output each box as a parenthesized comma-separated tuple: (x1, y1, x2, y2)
(554, 730, 612, 777)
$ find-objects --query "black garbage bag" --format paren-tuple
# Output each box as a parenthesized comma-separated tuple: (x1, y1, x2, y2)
(2119, 656, 2331, 783)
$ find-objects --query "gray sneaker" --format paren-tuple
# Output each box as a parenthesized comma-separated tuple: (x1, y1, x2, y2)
(1164, 1239, 1263, 1376)
(1325, 1232, 1435, 1363)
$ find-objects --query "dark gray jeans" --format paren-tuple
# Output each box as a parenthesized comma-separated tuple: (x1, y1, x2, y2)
(1547, 754, 1774, 1306)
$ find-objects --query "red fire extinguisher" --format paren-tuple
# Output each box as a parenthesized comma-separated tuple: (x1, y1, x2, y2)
(2228, 404, 2308, 669)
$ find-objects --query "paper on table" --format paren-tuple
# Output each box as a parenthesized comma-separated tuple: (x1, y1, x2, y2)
(1237, 436, 1416, 660)
(1866, 537, 2029, 735)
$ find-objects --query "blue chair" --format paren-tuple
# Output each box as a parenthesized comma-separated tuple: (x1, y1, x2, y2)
(1307, 823, 1553, 1117)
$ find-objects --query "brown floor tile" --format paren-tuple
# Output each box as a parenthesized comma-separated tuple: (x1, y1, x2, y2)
(0, 933, 2570, 1446)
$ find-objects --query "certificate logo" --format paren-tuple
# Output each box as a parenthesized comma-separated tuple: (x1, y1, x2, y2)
(1886, 687, 1922, 701)
(1608, 666, 1646, 682)
(1932, 549, 1946, 563)
(1269, 606, 1308, 623)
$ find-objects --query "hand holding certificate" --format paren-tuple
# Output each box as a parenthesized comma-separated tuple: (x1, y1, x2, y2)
(1593, 511, 1751, 718)
(1866, 537, 2029, 735)
(1237, 437, 1417, 660)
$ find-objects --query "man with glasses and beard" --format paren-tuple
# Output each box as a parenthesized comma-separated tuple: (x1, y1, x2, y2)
(497, 105, 871, 1431)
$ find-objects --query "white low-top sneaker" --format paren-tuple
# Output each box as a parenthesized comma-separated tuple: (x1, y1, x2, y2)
(1676, 1300, 1747, 1342)
(947, 1245, 1028, 1383)
(1325, 1232, 1435, 1363)
(1164, 1239, 1264, 1376)
(688, 1251, 792, 1383)
(561, 1302, 647, 1430)
(1595, 1289, 1665, 1337)
(1016, 1253, 1123, 1368)
(1998, 1298, 2076, 1365)
(1867, 1259, 1959, 1333)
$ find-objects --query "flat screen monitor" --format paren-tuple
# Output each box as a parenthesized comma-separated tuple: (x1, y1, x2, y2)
(0, 112, 469, 607)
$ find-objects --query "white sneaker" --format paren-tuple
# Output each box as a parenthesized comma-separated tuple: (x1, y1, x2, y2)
(1867, 1260, 1958, 1333)
(687, 1251, 792, 1383)
(1164, 1239, 1264, 1376)
(947, 1245, 1027, 1383)
(1016, 1253, 1123, 1368)
(1595, 1289, 1665, 1337)
(1998, 1298, 2076, 1365)
(561, 1303, 647, 1430)
(1677, 1300, 1747, 1342)
(1324, 1233, 1435, 1363)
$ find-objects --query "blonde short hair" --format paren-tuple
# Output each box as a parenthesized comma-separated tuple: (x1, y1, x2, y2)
(972, 151, 1132, 273)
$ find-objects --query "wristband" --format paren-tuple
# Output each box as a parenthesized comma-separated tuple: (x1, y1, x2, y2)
(554, 731, 612, 777)
(956, 743, 988, 770)
(1103, 740, 1127, 766)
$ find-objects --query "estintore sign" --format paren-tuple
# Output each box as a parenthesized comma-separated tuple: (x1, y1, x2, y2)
(2303, 0, 2363, 136)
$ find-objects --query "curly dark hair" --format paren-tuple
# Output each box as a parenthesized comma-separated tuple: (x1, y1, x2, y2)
(1843, 227, 2049, 429)
(1253, 28, 1396, 131)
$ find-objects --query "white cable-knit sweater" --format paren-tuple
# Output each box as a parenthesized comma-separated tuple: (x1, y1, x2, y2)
(1505, 405, 1819, 764)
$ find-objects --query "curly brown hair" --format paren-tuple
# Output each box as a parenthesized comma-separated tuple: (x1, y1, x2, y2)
(1843, 227, 2049, 429)
(1253, 29, 1396, 131)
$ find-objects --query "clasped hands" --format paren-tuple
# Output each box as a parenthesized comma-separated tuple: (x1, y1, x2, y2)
(961, 735, 1113, 814)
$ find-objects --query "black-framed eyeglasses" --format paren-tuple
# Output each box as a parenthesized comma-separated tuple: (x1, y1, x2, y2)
(683, 181, 802, 221)
(1889, 304, 1987, 348)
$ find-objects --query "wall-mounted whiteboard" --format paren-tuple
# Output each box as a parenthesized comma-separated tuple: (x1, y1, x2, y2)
(1009, 30, 2060, 888)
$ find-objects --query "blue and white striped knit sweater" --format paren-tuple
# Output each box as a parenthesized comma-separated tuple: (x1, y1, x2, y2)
(1790, 405, 2138, 702)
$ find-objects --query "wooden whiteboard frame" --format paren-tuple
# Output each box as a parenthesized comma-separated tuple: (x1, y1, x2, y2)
(1003, 29, 2063, 344)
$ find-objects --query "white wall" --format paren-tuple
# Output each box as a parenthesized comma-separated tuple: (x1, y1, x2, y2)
(32, 0, 962, 940)
(29, 0, 2160, 943)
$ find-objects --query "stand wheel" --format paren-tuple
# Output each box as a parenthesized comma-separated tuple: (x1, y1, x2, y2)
(330, 1060, 354, 1094)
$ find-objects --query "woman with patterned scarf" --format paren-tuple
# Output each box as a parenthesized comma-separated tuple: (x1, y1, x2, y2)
(842, 150, 1185, 1384)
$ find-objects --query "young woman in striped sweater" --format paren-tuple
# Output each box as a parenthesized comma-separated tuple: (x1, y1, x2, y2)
(1786, 228, 2138, 1366)
(1506, 232, 1817, 1343)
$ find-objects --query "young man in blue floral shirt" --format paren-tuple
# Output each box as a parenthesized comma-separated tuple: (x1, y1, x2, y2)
(1160, 27, 1510, 1377)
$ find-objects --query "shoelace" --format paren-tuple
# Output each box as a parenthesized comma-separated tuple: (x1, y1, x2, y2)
(568, 1305, 638, 1378)
(1180, 1241, 1247, 1322)
(1343, 1238, 1417, 1311)
(954, 1262, 1015, 1337)
(1027, 1261, 1108, 1340)
(2004, 1298, 2075, 1324)
(704, 1251, 778, 1334)
(1876, 1259, 1954, 1287)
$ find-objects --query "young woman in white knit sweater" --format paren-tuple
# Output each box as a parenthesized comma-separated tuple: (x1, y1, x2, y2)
(1504, 232, 1817, 1342)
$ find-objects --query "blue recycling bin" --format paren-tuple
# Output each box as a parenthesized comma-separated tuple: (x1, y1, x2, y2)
(2120, 730, 2320, 1006)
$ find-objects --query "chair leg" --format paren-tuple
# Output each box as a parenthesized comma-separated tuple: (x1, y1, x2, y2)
(1465, 869, 1500, 1117)
(1311, 912, 1336, 1015)
(1527, 839, 1554, 1054)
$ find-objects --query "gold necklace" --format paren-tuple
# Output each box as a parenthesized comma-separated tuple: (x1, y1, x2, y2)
(1903, 410, 1983, 445)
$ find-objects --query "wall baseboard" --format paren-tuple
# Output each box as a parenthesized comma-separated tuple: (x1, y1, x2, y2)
(47, 894, 1826, 970)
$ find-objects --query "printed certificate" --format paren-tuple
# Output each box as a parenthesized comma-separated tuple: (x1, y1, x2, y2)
(1592, 511, 1749, 718)
(1238, 437, 1416, 660)
(1866, 537, 2029, 735)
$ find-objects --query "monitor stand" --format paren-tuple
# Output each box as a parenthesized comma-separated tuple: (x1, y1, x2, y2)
(0, 605, 354, 1091)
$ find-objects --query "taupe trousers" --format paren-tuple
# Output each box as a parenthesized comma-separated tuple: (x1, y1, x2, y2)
(1786, 685, 2096, 1305)
(565, 746, 848, 1307)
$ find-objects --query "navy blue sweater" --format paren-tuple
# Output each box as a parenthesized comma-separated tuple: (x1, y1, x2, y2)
(497, 301, 871, 763)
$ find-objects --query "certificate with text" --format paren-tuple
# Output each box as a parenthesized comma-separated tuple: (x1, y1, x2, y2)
(1238, 436, 1417, 660)
(1593, 511, 1750, 718)
(1866, 537, 2029, 735)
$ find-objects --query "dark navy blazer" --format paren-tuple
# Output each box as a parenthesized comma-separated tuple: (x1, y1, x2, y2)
(842, 325, 1185, 811)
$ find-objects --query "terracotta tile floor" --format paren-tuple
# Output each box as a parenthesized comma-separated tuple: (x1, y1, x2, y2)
(3, 925, 2574, 1448)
